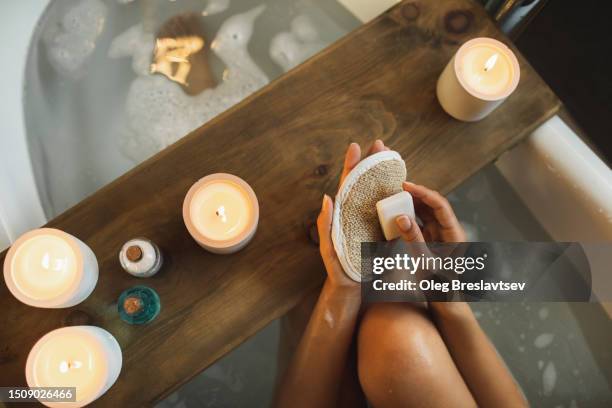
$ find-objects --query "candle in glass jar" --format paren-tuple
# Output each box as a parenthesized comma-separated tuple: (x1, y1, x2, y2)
(437, 37, 520, 121)
(183, 174, 259, 254)
(3, 228, 98, 308)
(26, 326, 122, 408)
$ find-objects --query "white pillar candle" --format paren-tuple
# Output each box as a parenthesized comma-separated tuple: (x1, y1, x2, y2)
(26, 326, 122, 408)
(376, 191, 415, 241)
(437, 37, 520, 121)
(183, 174, 259, 254)
(3, 228, 98, 308)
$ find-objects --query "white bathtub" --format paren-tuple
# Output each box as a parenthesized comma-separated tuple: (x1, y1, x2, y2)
(0, 1, 48, 250)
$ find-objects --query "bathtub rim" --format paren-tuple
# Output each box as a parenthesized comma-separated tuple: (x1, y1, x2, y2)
(0, 0, 49, 250)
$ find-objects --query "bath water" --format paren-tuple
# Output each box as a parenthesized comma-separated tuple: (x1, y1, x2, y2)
(24, 0, 357, 217)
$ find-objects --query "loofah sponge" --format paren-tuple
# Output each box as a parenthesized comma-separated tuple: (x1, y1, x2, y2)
(331, 151, 406, 282)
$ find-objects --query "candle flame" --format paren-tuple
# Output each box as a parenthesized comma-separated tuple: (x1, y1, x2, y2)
(484, 53, 499, 72)
(216, 206, 227, 223)
(58, 360, 82, 373)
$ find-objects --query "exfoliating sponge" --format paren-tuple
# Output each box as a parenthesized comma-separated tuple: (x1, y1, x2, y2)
(331, 150, 406, 282)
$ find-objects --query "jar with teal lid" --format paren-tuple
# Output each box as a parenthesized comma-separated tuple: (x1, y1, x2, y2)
(118, 286, 161, 325)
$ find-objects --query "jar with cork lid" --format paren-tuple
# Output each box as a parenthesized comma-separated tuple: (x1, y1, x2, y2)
(119, 238, 163, 278)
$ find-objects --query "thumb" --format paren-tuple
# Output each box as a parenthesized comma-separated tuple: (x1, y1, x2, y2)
(396, 215, 425, 243)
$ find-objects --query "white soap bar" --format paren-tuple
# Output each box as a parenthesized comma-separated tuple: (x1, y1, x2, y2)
(376, 191, 415, 240)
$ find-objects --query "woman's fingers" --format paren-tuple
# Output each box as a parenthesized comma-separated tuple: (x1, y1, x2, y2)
(340, 143, 362, 187)
(317, 194, 356, 287)
(316, 194, 336, 260)
(339, 140, 387, 187)
(367, 139, 386, 156)
(403, 182, 460, 230)
(396, 215, 425, 243)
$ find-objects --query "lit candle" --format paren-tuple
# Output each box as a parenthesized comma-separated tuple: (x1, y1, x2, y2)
(437, 37, 520, 121)
(183, 174, 259, 254)
(3, 228, 98, 308)
(376, 191, 415, 241)
(26, 326, 122, 408)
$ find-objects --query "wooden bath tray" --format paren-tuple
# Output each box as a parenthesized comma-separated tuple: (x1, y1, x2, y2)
(0, 0, 559, 405)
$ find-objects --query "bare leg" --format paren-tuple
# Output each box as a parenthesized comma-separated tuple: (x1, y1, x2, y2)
(276, 288, 319, 381)
(337, 335, 367, 408)
(276, 287, 367, 407)
(358, 303, 477, 408)
(429, 303, 526, 407)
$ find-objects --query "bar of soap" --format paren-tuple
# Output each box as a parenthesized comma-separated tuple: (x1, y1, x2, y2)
(376, 191, 415, 240)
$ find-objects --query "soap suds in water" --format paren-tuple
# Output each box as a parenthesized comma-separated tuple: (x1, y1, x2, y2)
(270, 15, 327, 72)
(538, 307, 549, 320)
(109, 6, 269, 162)
(108, 24, 154, 75)
(534, 333, 555, 349)
(202, 0, 230, 16)
(43, 0, 107, 77)
(542, 361, 557, 396)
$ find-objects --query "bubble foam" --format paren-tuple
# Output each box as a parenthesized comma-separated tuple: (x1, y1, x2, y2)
(534, 333, 555, 349)
(109, 6, 269, 162)
(269, 15, 326, 72)
(202, 0, 231, 16)
(44, 0, 107, 77)
(542, 361, 557, 396)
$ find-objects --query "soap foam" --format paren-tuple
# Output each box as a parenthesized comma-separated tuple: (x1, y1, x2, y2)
(109, 6, 269, 162)
(202, 0, 231, 16)
(542, 361, 557, 396)
(107, 24, 154, 76)
(534, 333, 555, 349)
(269, 15, 326, 72)
(44, 0, 107, 77)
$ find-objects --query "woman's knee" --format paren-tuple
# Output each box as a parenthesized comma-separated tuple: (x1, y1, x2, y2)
(357, 303, 474, 407)
(357, 303, 438, 389)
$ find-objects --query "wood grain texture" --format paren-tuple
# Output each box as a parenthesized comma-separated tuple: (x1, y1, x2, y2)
(0, 0, 559, 406)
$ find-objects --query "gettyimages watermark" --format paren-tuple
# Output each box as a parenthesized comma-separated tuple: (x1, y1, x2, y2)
(360, 242, 612, 302)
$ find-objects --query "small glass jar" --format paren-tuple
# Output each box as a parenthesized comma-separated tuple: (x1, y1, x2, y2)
(119, 238, 163, 278)
(117, 286, 161, 325)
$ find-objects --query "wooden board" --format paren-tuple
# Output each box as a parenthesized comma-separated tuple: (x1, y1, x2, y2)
(0, 0, 559, 405)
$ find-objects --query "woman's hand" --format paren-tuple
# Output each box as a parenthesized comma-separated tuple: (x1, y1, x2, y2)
(397, 182, 466, 243)
(316, 140, 388, 291)
(397, 184, 472, 314)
